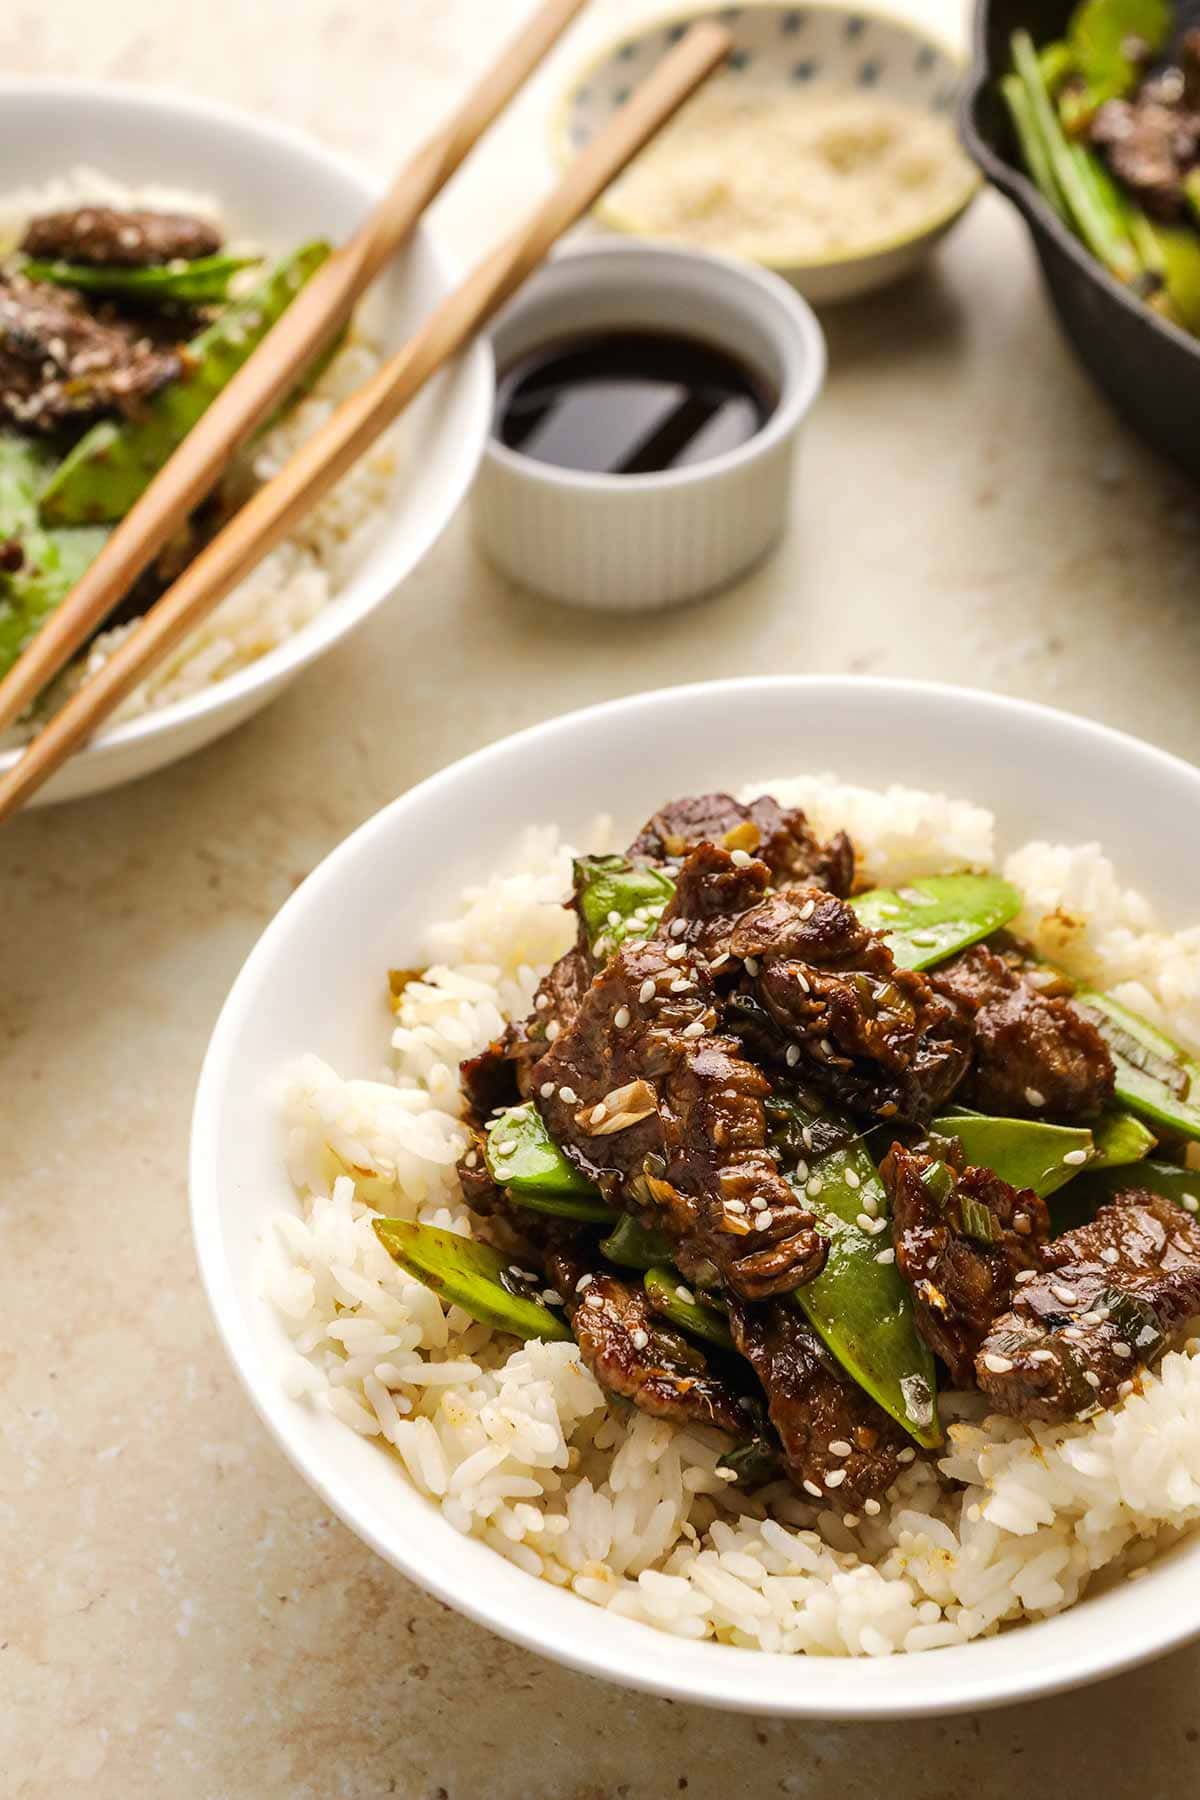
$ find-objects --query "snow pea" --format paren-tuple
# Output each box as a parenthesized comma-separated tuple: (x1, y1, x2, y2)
(1066, 0, 1167, 116)
(1075, 990, 1200, 1142)
(573, 855, 676, 960)
(0, 434, 108, 679)
(598, 1213, 674, 1269)
(22, 249, 261, 305)
(372, 1217, 572, 1342)
(484, 1103, 609, 1219)
(788, 1134, 942, 1449)
(931, 1110, 1094, 1198)
(1090, 1108, 1157, 1168)
(851, 873, 1022, 971)
(644, 1266, 734, 1351)
(40, 240, 331, 526)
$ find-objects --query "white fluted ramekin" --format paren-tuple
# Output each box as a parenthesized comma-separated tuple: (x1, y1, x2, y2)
(471, 242, 826, 611)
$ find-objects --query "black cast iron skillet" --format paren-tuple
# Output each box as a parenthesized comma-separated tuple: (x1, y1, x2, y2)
(960, 0, 1200, 477)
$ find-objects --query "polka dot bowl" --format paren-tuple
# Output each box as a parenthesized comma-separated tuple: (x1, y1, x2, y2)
(553, 3, 981, 303)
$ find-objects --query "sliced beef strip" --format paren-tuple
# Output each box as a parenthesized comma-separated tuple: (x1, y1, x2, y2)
(976, 1191, 1200, 1421)
(883, 1141, 1049, 1388)
(657, 841, 772, 967)
(527, 934, 827, 1300)
(1090, 92, 1200, 218)
(728, 1296, 909, 1507)
(547, 1243, 757, 1437)
(629, 792, 854, 896)
(930, 944, 1114, 1121)
(0, 274, 182, 431)
(730, 888, 973, 1126)
(21, 205, 223, 268)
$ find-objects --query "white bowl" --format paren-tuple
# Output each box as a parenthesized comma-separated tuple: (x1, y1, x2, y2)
(192, 677, 1200, 1718)
(553, 3, 981, 304)
(0, 79, 492, 807)
(472, 241, 826, 610)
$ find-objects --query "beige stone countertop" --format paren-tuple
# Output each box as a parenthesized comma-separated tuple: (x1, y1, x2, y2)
(5, 0, 1200, 1794)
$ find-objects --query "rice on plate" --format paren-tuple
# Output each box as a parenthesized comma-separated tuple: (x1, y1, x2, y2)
(0, 167, 399, 744)
(267, 773, 1200, 1659)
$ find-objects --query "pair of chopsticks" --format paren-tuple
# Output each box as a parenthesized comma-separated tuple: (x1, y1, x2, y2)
(0, 6, 730, 821)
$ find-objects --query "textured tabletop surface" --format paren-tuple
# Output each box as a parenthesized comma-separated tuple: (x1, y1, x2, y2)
(4, 1, 1200, 1794)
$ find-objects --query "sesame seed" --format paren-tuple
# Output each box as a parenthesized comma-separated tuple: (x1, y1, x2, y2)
(1184, 1193, 1200, 1214)
(630, 1328, 649, 1349)
(897, 1447, 916, 1464)
(1062, 1148, 1089, 1166)
(983, 1352, 1014, 1374)
(757, 1212, 773, 1230)
(867, 1216, 889, 1236)
(786, 1044, 801, 1067)
(864, 1499, 881, 1516)
(725, 1199, 747, 1214)
(876, 1248, 898, 1268)
(709, 953, 731, 971)
(607, 909, 622, 927)
(909, 930, 938, 948)
(845, 1169, 860, 1190)
(820, 1038, 835, 1058)
(464, 1150, 478, 1168)
(1061, 1327, 1084, 1343)
(807, 1176, 823, 1199)
(669, 918, 687, 938)
(542, 1289, 563, 1306)
(798, 898, 816, 921)
(540, 1082, 556, 1099)
(802, 1127, 814, 1152)
(828, 1439, 852, 1457)
(730, 848, 753, 868)
(1025, 1087, 1046, 1108)
(676, 1285, 694, 1304)
(843, 1514, 860, 1529)
(585, 1291, 604, 1308)
(495, 1139, 517, 1156)
(795, 1160, 809, 1183)
(802, 1480, 823, 1498)
(558, 1086, 578, 1105)
(1084, 1371, 1101, 1389)
(1015, 1269, 1037, 1283)
(1118, 1379, 1134, 1398)
(1080, 1309, 1107, 1326)
(744, 956, 760, 976)
(666, 944, 687, 963)
(1051, 1284, 1078, 1306)
(1030, 1349, 1056, 1363)
(682, 1020, 707, 1039)
(638, 980, 656, 1005)
(750, 1193, 770, 1211)
(546, 1020, 561, 1041)
(576, 1274, 594, 1292)
(1100, 1246, 1119, 1264)
(670, 977, 692, 993)
(861, 1192, 878, 1217)
(589, 1104, 607, 1126)
(1114, 1342, 1132, 1359)
(824, 1469, 847, 1488)
(795, 972, 811, 995)
(856, 1212, 874, 1233)
(535, 994, 550, 1010)
(613, 1007, 630, 1030)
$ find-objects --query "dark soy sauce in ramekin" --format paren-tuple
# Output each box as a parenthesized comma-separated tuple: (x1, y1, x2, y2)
(494, 329, 776, 476)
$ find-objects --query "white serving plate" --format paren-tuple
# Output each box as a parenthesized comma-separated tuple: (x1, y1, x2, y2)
(192, 677, 1200, 1717)
(0, 79, 492, 806)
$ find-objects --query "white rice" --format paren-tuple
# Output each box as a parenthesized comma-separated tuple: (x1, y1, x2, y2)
(0, 168, 399, 737)
(267, 775, 1200, 1656)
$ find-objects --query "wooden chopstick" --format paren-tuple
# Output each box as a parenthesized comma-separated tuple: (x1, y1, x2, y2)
(0, 21, 730, 823)
(0, 0, 589, 736)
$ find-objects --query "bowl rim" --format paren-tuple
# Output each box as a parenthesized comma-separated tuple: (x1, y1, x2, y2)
(549, 0, 981, 275)
(957, 1, 1200, 366)
(0, 75, 493, 779)
(482, 238, 827, 493)
(192, 674, 1200, 1718)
